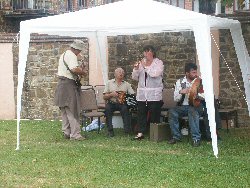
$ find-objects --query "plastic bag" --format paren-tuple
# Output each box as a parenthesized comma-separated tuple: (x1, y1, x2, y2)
(82, 119, 105, 132)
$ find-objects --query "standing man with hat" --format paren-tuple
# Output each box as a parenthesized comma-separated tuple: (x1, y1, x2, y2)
(54, 39, 88, 140)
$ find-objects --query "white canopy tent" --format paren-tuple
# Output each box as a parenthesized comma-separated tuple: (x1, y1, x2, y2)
(17, 0, 250, 157)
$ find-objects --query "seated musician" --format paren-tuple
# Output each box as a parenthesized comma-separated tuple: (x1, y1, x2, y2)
(168, 62, 204, 147)
(103, 67, 135, 137)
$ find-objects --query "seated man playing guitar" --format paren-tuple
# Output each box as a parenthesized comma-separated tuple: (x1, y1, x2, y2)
(168, 62, 204, 147)
(103, 68, 135, 137)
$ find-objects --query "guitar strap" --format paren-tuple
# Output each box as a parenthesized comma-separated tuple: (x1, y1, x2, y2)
(62, 52, 79, 80)
(62, 52, 82, 87)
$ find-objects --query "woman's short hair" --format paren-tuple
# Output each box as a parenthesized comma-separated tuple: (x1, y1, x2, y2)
(143, 45, 156, 58)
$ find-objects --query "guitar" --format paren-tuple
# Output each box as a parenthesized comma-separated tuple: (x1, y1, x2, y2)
(74, 75, 82, 87)
(75, 61, 88, 87)
(63, 53, 87, 87)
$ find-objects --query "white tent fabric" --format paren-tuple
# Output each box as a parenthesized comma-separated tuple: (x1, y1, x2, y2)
(17, 0, 250, 157)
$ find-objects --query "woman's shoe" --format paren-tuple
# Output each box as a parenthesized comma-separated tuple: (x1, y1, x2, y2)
(133, 134, 144, 140)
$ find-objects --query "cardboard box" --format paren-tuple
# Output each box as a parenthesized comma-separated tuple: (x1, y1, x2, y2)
(221, 119, 234, 129)
(150, 123, 171, 142)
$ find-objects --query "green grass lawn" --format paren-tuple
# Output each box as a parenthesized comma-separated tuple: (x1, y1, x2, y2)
(0, 120, 249, 188)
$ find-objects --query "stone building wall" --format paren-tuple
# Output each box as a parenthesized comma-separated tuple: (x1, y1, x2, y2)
(1, 19, 249, 127)
(219, 23, 250, 127)
(107, 32, 196, 91)
(107, 28, 250, 128)
(13, 32, 196, 120)
(8, 32, 196, 121)
(0, 2, 249, 126)
(12, 35, 89, 120)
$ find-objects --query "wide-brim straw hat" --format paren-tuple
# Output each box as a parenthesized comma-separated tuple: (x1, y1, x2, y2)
(70, 39, 84, 51)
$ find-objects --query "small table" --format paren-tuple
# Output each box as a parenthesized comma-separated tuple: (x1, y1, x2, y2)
(219, 109, 238, 132)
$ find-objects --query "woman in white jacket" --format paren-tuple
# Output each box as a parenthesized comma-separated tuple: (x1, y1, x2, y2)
(132, 45, 164, 140)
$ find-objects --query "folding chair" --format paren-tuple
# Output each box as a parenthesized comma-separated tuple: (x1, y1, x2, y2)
(93, 85, 106, 111)
(80, 88, 105, 133)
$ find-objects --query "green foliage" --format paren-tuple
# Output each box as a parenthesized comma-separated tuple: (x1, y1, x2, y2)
(221, 0, 234, 7)
(0, 120, 250, 187)
(221, 0, 245, 8)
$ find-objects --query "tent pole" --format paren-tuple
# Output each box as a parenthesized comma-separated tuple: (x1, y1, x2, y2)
(95, 32, 108, 84)
(193, 21, 218, 158)
(16, 27, 31, 151)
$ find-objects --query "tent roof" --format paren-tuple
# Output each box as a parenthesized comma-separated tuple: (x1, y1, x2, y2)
(20, 0, 240, 36)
